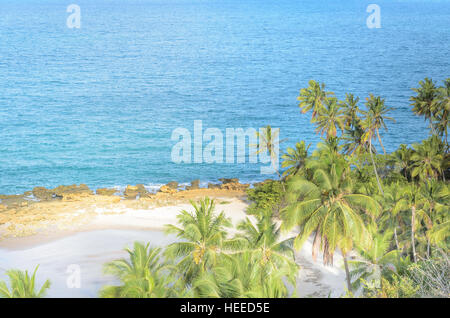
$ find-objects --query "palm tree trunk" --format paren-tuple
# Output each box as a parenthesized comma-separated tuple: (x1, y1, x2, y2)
(376, 128, 386, 155)
(369, 138, 384, 195)
(343, 254, 352, 292)
(394, 226, 401, 264)
(394, 226, 400, 251)
(411, 206, 417, 263)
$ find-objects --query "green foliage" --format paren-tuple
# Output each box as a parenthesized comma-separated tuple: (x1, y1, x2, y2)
(246, 180, 285, 218)
(362, 275, 419, 298)
(236, 216, 298, 282)
(193, 251, 295, 298)
(282, 157, 380, 266)
(281, 141, 310, 178)
(164, 197, 246, 284)
(0, 265, 50, 298)
(411, 77, 450, 145)
(99, 242, 184, 298)
(297, 80, 334, 119)
(349, 225, 400, 291)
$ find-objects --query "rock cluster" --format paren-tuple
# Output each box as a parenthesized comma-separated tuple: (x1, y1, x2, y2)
(218, 178, 249, 191)
(96, 188, 117, 196)
(159, 185, 177, 194)
(0, 194, 29, 208)
(165, 181, 179, 189)
(53, 184, 93, 201)
(124, 184, 152, 199)
(185, 180, 200, 190)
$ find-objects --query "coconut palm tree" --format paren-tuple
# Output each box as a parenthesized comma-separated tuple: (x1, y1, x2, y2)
(395, 184, 425, 263)
(378, 183, 409, 252)
(429, 220, 450, 247)
(360, 110, 385, 195)
(350, 226, 400, 292)
(313, 97, 346, 139)
(410, 135, 444, 181)
(436, 78, 450, 147)
(297, 80, 334, 120)
(193, 251, 294, 298)
(254, 125, 285, 179)
(100, 242, 180, 298)
(164, 198, 245, 284)
(236, 216, 298, 282)
(391, 144, 414, 180)
(410, 78, 440, 134)
(341, 93, 361, 129)
(281, 141, 310, 178)
(418, 180, 449, 258)
(0, 265, 50, 298)
(360, 94, 395, 155)
(281, 158, 380, 291)
(342, 120, 374, 156)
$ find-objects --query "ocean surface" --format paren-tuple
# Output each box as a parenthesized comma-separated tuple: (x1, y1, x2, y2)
(0, 0, 449, 194)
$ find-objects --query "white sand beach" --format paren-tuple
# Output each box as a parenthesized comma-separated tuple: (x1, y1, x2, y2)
(0, 197, 347, 298)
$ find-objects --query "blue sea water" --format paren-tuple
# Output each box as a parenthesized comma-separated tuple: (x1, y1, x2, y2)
(0, 0, 449, 194)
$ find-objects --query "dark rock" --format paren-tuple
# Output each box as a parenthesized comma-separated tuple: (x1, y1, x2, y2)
(219, 178, 239, 184)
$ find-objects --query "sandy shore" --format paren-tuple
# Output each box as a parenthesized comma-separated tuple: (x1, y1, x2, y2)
(0, 194, 347, 298)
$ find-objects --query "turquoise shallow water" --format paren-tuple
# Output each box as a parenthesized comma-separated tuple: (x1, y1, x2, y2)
(0, 0, 449, 194)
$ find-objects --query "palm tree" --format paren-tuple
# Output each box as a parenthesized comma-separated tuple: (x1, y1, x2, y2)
(193, 251, 294, 298)
(360, 94, 395, 155)
(100, 242, 179, 298)
(418, 180, 449, 258)
(361, 111, 385, 195)
(254, 125, 285, 179)
(429, 220, 450, 247)
(342, 120, 374, 155)
(297, 80, 334, 120)
(350, 226, 399, 291)
(395, 184, 425, 263)
(341, 93, 361, 128)
(164, 198, 245, 284)
(410, 135, 444, 181)
(0, 265, 50, 298)
(281, 141, 310, 178)
(281, 158, 380, 291)
(436, 78, 450, 147)
(410, 78, 440, 134)
(379, 183, 409, 252)
(313, 97, 346, 139)
(391, 144, 414, 179)
(236, 216, 298, 281)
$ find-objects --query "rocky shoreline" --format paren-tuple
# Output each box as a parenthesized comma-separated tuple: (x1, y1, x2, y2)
(0, 178, 266, 239)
